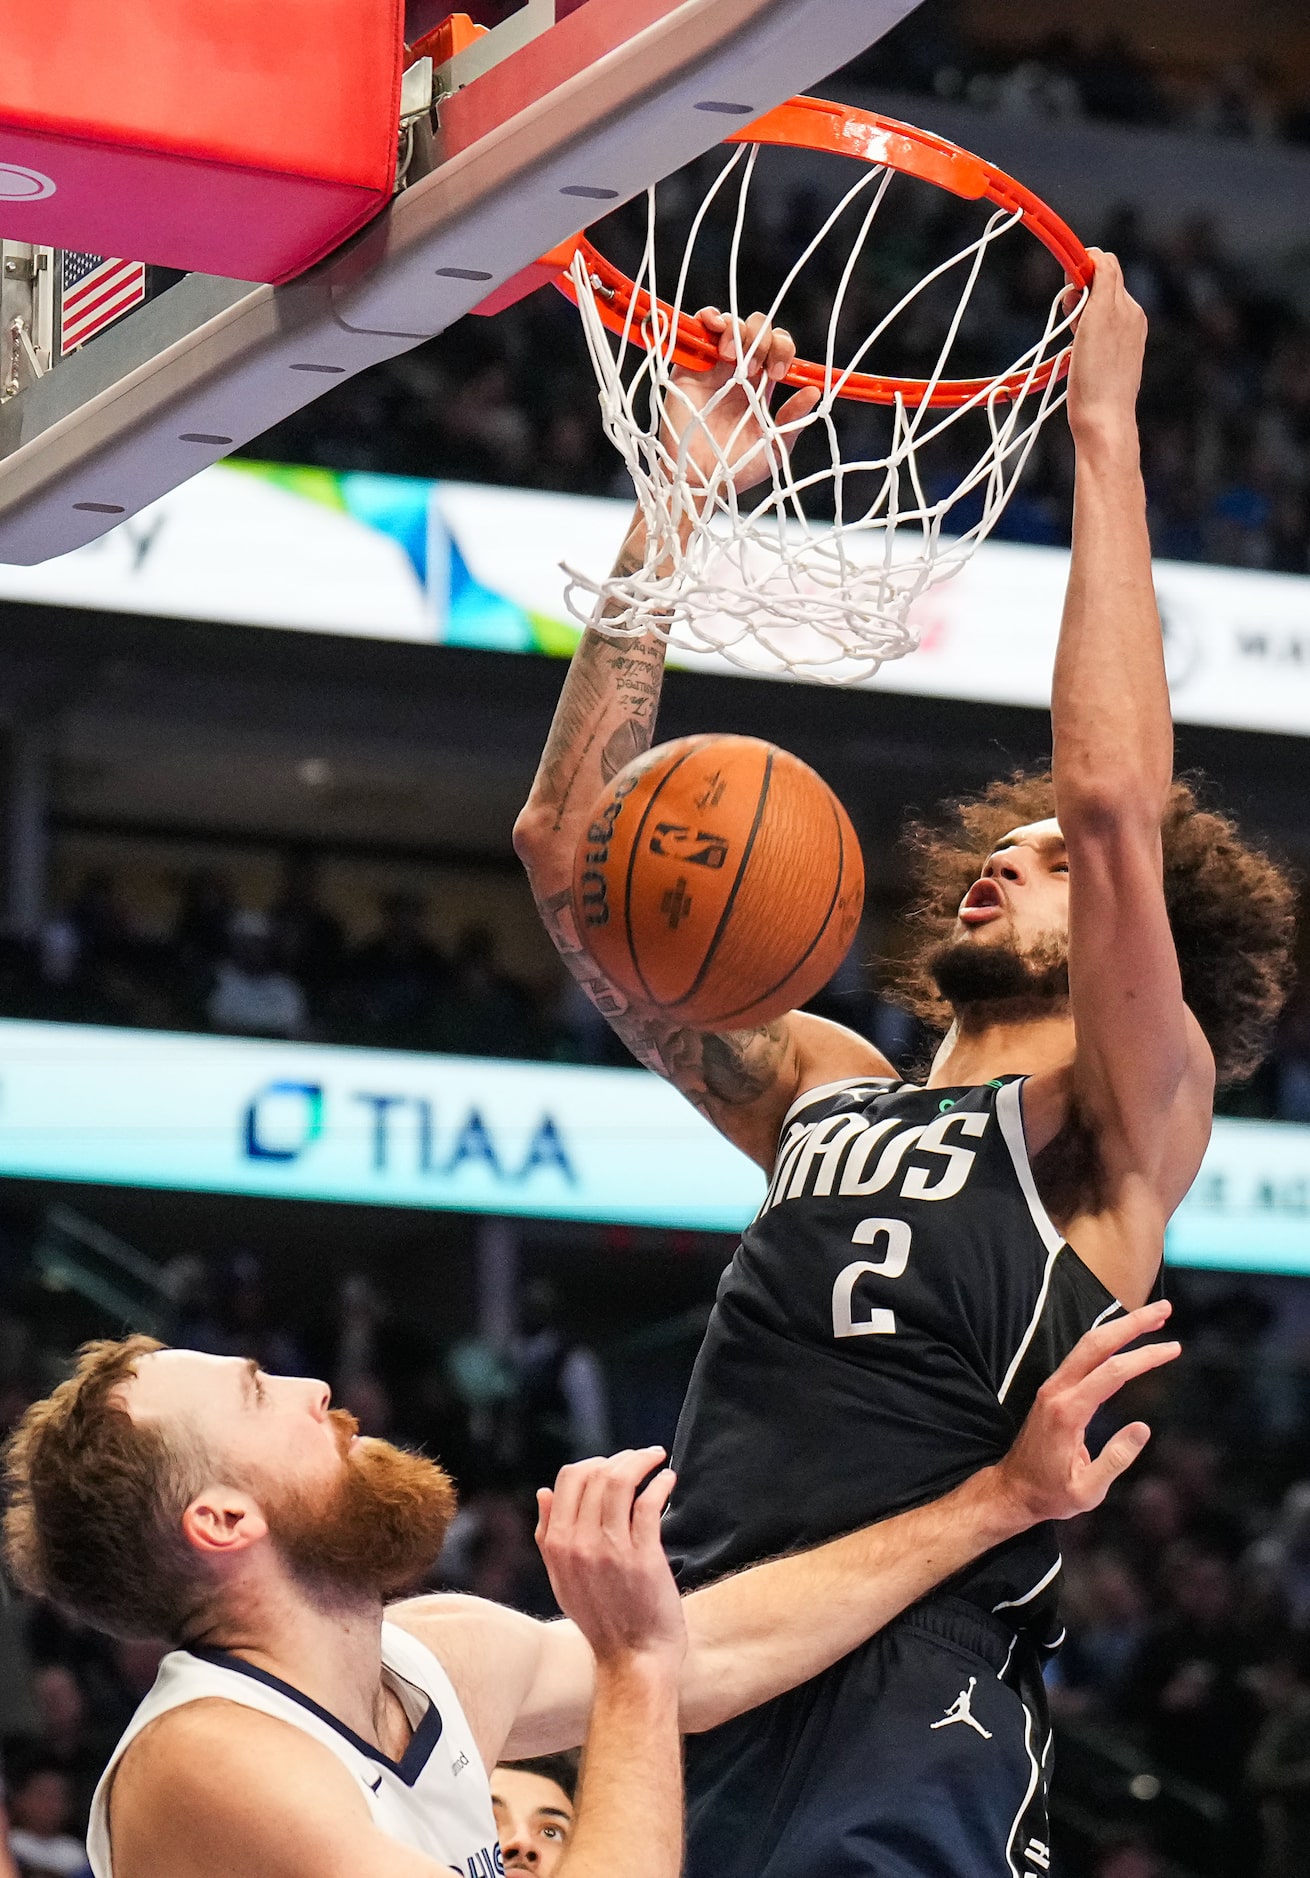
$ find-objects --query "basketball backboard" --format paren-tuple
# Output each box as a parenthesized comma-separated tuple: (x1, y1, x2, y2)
(0, 0, 923, 566)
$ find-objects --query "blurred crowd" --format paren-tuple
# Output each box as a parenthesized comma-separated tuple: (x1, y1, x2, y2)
(2, 861, 549, 1062)
(848, 0, 1310, 145)
(3, 856, 1309, 1125)
(3, 1225, 1310, 1876)
(1049, 1277, 1310, 1878)
(248, 176, 1310, 586)
(458, 1, 1310, 146)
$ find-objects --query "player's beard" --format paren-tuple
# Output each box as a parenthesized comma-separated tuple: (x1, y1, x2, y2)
(926, 928, 1070, 1022)
(261, 1409, 457, 1604)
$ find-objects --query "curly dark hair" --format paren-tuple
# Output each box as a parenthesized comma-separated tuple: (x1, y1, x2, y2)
(893, 771, 1297, 1086)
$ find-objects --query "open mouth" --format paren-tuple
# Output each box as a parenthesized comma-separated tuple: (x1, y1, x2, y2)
(959, 878, 1005, 926)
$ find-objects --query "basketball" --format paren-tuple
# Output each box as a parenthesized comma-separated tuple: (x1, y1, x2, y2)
(571, 733, 864, 1031)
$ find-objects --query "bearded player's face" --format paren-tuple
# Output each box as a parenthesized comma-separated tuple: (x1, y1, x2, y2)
(124, 1349, 455, 1600)
(929, 817, 1071, 1012)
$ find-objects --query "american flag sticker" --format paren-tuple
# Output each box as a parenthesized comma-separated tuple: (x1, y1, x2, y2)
(59, 252, 147, 355)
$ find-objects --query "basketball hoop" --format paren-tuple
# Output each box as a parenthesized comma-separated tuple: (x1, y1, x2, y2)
(545, 97, 1093, 685)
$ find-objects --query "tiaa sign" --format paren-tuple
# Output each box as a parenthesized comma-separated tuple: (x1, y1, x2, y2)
(0, 1020, 766, 1228)
(227, 1050, 763, 1223)
(242, 1079, 576, 1185)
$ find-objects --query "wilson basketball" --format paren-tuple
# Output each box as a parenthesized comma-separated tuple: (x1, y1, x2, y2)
(572, 734, 864, 1031)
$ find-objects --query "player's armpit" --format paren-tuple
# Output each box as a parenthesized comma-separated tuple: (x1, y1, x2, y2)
(107, 1702, 457, 1878)
(494, 1617, 595, 1759)
(387, 1593, 559, 1772)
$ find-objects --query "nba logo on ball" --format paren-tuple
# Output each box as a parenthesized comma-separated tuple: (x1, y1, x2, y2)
(572, 733, 864, 1031)
(0, 162, 57, 200)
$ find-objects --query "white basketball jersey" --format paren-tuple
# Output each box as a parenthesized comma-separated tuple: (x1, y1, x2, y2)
(87, 1620, 502, 1878)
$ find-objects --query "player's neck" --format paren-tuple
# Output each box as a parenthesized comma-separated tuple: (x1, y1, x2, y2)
(927, 1005, 1075, 1088)
(196, 1571, 393, 1750)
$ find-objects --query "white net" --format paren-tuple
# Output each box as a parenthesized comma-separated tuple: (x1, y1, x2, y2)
(561, 138, 1086, 685)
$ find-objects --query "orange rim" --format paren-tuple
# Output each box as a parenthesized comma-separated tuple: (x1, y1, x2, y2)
(542, 95, 1093, 409)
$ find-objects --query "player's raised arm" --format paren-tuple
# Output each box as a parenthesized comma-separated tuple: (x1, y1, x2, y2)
(514, 315, 885, 1168)
(1036, 250, 1215, 1302)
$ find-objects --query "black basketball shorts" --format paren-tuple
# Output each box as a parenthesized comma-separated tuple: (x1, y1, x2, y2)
(683, 1594, 1053, 1878)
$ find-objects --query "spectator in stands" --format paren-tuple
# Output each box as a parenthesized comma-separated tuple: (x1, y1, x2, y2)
(509, 1278, 611, 1485)
(341, 888, 445, 1048)
(213, 1253, 307, 1379)
(205, 910, 307, 1040)
(428, 926, 538, 1059)
(1247, 1643, 1310, 1878)
(268, 853, 344, 1022)
(491, 1754, 577, 1877)
(171, 869, 234, 973)
(58, 874, 134, 971)
(331, 1273, 394, 1438)
(37, 875, 154, 1030)
(1117, 1471, 1187, 1589)
(437, 1488, 556, 1617)
(3, 1761, 90, 1878)
(1248, 1482, 1310, 1632)
(19, 1670, 100, 1840)
(1053, 1547, 1150, 1715)
(1119, 1551, 1263, 1816)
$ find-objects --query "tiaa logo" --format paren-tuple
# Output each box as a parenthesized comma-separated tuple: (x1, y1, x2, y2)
(241, 1080, 575, 1185)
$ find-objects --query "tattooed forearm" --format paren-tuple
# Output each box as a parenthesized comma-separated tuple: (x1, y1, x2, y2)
(530, 643, 661, 829)
(520, 521, 799, 1151)
(520, 515, 671, 837)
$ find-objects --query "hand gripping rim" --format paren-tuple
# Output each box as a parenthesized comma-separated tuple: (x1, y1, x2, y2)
(540, 95, 1093, 409)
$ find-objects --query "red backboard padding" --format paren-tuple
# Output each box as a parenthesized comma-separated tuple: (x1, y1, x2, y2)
(0, 0, 405, 283)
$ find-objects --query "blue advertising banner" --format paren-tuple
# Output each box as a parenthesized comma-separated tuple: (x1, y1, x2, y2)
(0, 1019, 1305, 1271)
(0, 1020, 763, 1231)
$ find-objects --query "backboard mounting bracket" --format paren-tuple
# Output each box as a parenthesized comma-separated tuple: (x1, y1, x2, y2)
(0, 0, 924, 566)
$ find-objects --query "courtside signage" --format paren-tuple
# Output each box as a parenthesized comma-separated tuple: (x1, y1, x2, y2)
(0, 466, 1308, 738)
(0, 1019, 1304, 1267)
(0, 1019, 761, 1230)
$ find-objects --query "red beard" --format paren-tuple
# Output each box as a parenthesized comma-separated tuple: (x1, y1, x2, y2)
(263, 1410, 457, 1602)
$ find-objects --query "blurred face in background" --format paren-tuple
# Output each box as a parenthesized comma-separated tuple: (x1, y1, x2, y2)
(492, 1767, 574, 1876)
(9, 1768, 75, 1839)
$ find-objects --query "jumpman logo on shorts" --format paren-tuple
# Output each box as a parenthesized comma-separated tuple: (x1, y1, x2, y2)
(929, 1677, 993, 1739)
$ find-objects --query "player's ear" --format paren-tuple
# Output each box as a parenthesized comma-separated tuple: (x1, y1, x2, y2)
(181, 1487, 268, 1558)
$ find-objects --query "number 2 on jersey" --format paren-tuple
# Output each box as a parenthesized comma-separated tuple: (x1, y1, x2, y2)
(832, 1218, 912, 1339)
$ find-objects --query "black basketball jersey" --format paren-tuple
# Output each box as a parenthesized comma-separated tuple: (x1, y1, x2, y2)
(663, 1075, 1123, 1645)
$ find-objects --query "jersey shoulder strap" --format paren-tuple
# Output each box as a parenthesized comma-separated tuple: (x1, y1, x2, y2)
(779, 1074, 901, 1132)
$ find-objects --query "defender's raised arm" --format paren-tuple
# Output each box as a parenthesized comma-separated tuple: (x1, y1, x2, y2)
(401, 1302, 1178, 1759)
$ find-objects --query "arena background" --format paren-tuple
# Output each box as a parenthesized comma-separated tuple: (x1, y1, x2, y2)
(3, 5, 1310, 1876)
